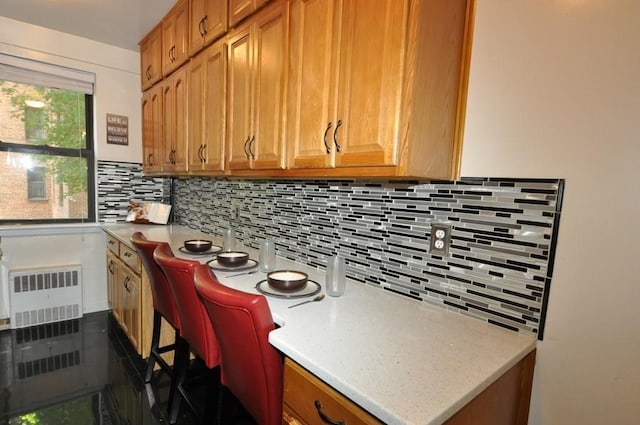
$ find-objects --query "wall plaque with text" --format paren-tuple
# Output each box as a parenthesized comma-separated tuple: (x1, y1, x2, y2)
(106, 113, 129, 145)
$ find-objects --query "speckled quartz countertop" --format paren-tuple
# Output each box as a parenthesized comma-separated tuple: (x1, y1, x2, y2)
(103, 224, 537, 425)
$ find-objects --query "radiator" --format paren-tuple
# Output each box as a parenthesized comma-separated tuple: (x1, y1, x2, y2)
(9, 265, 83, 329)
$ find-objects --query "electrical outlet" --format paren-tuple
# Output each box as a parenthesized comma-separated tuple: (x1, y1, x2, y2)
(429, 223, 451, 256)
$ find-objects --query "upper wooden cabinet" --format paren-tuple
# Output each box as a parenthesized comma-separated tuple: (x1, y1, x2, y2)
(187, 40, 227, 173)
(141, 85, 163, 173)
(189, 0, 229, 56)
(140, 0, 474, 180)
(226, 0, 288, 173)
(139, 24, 163, 90)
(229, 0, 270, 27)
(161, 68, 188, 172)
(162, 0, 190, 77)
(285, 0, 474, 180)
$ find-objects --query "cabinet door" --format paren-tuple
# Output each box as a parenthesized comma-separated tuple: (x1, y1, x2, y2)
(287, 0, 340, 169)
(162, 68, 188, 172)
(142, 85, 163, 173)
(203, 42, 227, 171)
(332, 0, 407, 168)
(250, 1, 287, 170)
(140, 25, 163, 90)
(227, 27, 254, 170)
(229, 0, 270, 27)
(106, 251, 118, 317)
(187, 52, 206, 171)
(115, 262, 127, 333)
(189, 0, 228, 56)
(121, 265, 141, 352)
(227, 0, 287, 172)
(163, 0, 189, 76)
(188, 41, 227, 172)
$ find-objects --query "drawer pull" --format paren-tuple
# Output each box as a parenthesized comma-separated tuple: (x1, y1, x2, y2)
(314, 400, 346, 425)
(124, 252, 131, 258)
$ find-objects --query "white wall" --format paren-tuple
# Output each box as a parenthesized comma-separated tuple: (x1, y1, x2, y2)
(0, 16, 143, 163)
(462, 1, 640, 424)
(0, 17, 144, 314)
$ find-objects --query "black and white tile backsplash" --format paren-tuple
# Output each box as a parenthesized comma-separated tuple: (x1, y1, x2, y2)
(96, 161, 563, 339)
(96, 161, 168, 222)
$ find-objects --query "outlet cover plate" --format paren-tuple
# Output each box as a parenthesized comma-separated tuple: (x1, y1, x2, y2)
(430, 223, 451, 256)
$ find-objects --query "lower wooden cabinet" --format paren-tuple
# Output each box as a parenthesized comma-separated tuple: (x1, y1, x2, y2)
(283, 358, 382, 425)
(105, 233, 175, 361)
(443, 350, 536, 425)
(283, 350, 536, 425)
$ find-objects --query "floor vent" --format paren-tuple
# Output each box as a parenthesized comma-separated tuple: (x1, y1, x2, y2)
(9, 265, 83, 329)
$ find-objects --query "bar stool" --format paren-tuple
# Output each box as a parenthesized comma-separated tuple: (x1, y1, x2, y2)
(153, 243, 222, 424)
(129, 232, 183, 411)
(193, 264, 283, 425)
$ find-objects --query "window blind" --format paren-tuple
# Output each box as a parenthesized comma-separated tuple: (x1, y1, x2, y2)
(0, 53, 94, 94)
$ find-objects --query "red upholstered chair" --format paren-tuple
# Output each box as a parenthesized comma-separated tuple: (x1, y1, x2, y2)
(153, 243, 221, 424)
(193, 264, 283, 425)
(129, 232, 183, 411)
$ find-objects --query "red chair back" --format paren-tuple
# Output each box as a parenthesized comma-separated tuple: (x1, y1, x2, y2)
(194, 264, 283, 425)
(130, 232, 181, 331)
(154, 244, 220, 369)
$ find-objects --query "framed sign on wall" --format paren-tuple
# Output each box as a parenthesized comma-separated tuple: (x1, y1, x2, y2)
(106, 113, 128, 145)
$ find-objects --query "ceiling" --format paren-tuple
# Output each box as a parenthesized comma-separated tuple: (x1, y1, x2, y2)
(0, 0, 177, 52)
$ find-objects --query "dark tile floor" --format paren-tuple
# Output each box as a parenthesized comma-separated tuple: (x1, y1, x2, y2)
(0, 311, 255, 425)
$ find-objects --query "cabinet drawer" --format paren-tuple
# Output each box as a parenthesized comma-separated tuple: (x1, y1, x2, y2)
(106, 234, 120, 254)
(119, 244, 141, 274)
(283, 359, 382, 425)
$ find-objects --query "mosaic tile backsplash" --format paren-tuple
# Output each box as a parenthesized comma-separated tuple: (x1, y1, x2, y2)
(96, 161, 563, 339)
(97, 161, 169, 222)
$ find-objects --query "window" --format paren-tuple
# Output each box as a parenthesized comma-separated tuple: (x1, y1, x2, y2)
(27, 166, 47, 200)
(0, 53, 95, 224)
(24, 104, 46, 142)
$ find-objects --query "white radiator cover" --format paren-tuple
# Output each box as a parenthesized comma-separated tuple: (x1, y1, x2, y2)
(9, 265, 83, 329)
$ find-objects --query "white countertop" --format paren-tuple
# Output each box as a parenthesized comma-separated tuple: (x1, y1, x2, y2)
(103, 223, 536, 425)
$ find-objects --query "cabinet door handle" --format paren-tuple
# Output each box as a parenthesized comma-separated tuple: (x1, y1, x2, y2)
(202, 16, 208, 36)
(248, 135, 256, 160)
(147, 153, 154, 166)
(145, 65, 152, 80)
(242, 136, 251, 159)
(199, 17, 206, 37)
(333, 119, 342, 152)
(323, 122, 332, 153)
(123, 276, 130, 292)
(108, 261, 114, 274)
(201, 144, 207, 162)
(314, 400, 346, 425)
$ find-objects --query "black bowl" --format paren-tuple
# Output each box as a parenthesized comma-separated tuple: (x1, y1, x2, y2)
(267, 270, 308, 292)
(217, 251, 250, 267)
(184, 239, 213, 253)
